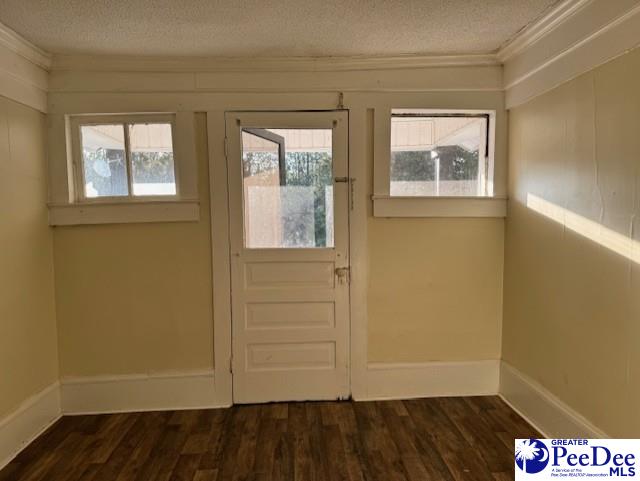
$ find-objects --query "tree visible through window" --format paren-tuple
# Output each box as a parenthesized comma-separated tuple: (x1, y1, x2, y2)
(242, 129, 334, 249)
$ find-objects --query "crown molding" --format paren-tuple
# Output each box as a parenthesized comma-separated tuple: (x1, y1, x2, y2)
(503, 0, 640, 108)
(51, 53, 500, 73)
(497, 0, 591, 62)
(7, 0, 639, 113)
(0, 22, 50, 111)
(0, 22, 51, 70)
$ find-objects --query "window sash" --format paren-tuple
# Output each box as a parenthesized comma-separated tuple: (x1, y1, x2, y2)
(70, 114, 178, 203)
(389, 112, 491, 198)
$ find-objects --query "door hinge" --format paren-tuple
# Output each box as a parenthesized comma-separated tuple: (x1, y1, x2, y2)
(224, 137, 229, 158)
(229, 356, 233, 373)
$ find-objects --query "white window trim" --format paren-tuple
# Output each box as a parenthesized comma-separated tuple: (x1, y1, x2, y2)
(373, 108, 506, 218)
(48, 112, 199, 226)
(372, 196, 507, 218)
(70, 113, 180, 203)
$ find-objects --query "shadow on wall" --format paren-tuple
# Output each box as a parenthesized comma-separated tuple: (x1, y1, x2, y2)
(526, 193, 639, 265)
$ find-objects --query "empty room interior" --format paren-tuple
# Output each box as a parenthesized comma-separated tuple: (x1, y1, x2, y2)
(1, 0, 639, 479)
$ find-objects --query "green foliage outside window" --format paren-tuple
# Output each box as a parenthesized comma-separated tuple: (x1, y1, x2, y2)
(391, 145, 479, 181)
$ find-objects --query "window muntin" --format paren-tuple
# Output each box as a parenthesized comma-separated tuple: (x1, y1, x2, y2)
(390, 113, 490, 197)
(77, 117, 177, 200)
(241, 128, 334, 249)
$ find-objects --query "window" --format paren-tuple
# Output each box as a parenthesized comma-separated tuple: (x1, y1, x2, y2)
(372, 107, 504, 218)
(75, 115, 177, 200)
(390, 111, 491, 197)
(48, 112, 198, 226)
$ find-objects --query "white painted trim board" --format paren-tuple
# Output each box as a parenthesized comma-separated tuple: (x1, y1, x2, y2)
(0, 21, 50, 112)
(48, 200, 200, 226)
(0, 363, 614, 473)
(0, 22, 51, 69)
(501, 0, 640, 108)
(497, 0, 591, 62)
(372, 197, 507, 218)
(499, 361, 608, 438)
(51, 53, 500, 72)
(0, 382, 61, 471)
(358, 361, 500, 401)
(60, 370, 227, 415)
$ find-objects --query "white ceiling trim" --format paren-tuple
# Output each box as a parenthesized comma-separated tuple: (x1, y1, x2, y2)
(50, 53, 500, 73)
(0, 21, 49, 111)
(505, 2, 640, 90)
(0, 21, 51, 69)
(496, 0, 591, 62)
(502, 0, 640, 108)
(3, 0, 640, 113)
(0, 22, 49, 111)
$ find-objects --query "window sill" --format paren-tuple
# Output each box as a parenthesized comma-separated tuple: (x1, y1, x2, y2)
(372, 196, 507, 218)
(48, 200, 200, 226)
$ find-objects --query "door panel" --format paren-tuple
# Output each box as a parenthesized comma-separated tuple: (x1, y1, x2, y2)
(226, 111, 349, 403)
(243, 261, 335, 288)
(246, 342, 336, 371)
(245, 302, 335, 329)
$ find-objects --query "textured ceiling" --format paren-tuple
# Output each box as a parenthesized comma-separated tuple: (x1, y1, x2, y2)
(0, 0, 558, 57)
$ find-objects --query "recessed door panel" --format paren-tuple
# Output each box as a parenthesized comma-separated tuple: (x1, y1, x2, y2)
(245, 302, 335, 329)
(246, 342, 336, 371)
(244, 261, 335, 289)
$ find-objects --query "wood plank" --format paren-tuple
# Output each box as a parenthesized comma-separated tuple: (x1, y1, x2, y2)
(0, 397, 538, 480)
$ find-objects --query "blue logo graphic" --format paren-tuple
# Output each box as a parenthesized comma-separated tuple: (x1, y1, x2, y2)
(516, 439, 550, 474)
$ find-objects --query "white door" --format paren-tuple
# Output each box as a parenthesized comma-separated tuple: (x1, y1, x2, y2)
(225, 111, 350, 404)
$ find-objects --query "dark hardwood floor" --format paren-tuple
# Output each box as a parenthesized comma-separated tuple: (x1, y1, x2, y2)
(0, 396, 538, 481)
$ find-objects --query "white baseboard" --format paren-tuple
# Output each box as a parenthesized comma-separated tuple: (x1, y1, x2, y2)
(0, 361, 611, 472)
(358, 360, 500, 401)
(499, 361, 607, 438)
(61, 370, 228, 415)
(0, 382, 61, 471)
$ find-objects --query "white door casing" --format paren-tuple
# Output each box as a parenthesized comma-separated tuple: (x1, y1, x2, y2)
(225, 111, 350, 404)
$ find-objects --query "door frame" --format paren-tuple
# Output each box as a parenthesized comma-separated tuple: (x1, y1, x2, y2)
(208, 106, 367, 406)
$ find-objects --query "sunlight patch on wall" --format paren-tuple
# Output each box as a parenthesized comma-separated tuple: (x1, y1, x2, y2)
(527, 193, 640, 265)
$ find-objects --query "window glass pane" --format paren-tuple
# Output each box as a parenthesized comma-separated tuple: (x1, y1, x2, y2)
(129, 123, 176, 196)
(242, 128, 334, 248)
(390, 116, 487, 197)
(80, 124, 128, 198)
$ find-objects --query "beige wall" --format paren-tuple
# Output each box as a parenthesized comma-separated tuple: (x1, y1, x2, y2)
(367, 93, 507, 364)
(368, 217, 504, 362)
(504, 48, 640, 436)
(48, 86, 507, 379)
(0, 97, 58, 418)
(53, 113, 213, 377)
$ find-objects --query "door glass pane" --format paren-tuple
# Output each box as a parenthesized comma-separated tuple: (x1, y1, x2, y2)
(129, 123, 177, 196)
(80, 124, 128, 198)
(241, 128, 334, 248)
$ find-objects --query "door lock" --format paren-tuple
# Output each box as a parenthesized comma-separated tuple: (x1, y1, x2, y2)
(334, 177, 356, 210)
(335, 267, 350, 285)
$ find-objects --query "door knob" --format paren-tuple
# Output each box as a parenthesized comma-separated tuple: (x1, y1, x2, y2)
(335, 267, 350, 285)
